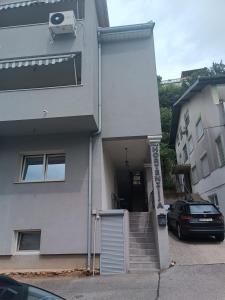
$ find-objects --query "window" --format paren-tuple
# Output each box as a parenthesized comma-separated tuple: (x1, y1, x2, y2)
(187, 135, 194, 154)
(0, 53, 81, 91)
(27, 286, 63, 300)
(179, 127, 183, 140)
(21, 154, 65, 182)
(216, 136, 225, 166)
(176, 134, 180, 146)
(201, 153, 210, 178)
(17, 231, 41, 252)
(183, 144, 188, 163)
(191, 165, 198, 184)
(208, 194, 219, 206)
(196, 118, 204, 140)
(189, 204, 218, 214)
(133, 172, 141, 185)
(184, 110, 190, 127)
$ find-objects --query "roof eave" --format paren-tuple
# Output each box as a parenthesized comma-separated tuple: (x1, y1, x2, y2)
(98, 21, 155, 43)
(170, 75, 225, 147)
(95, 0, 109, 28)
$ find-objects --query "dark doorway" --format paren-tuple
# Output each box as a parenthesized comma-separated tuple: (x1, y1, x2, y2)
(117, 170, 147, 212)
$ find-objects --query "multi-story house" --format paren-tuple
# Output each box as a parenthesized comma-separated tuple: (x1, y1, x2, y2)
(170, 76, 225, 216)
(0, 0, 170, 275)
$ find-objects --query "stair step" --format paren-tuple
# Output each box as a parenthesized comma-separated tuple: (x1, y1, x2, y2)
(130, 243, 155, 250)
(130, 248, 157, 255)
(130, 237, 154, 243)
(130, 232, 153, 237)
(130, 255, 158, 263)
(129, 226, 153, 231)
(129, 262, 159, 271)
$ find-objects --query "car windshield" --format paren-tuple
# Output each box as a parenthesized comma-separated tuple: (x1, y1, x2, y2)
(189, 204, 218, 214)
(27, 286, 64, 299)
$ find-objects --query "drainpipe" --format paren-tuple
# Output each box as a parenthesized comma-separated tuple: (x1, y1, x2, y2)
(87, 38, 102, 272)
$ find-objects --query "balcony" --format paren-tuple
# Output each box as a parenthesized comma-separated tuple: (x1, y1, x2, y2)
(0, 85, 97, 135)
(0, 54, 97, 135)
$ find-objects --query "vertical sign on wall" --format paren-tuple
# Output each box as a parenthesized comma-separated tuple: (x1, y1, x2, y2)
(149, 140, 164, 209)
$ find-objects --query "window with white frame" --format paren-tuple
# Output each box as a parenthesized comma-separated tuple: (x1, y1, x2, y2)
(208, 194, 219, 206)
(196, 117, 204, 140)
(201, 153, 210, 178)
(183, 144, 188, 163)
(215, 136, 225, 166)
(191, 165, 198, 184)
(184, 110, 190, 127)
(188, 135, 194, 154)
(177, 133, 180, 146)
(21, 154, 65, 182)
(16, 231, 41, 252)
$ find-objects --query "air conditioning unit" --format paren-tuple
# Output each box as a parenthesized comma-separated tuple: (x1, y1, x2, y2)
(49, 11, 76, 37)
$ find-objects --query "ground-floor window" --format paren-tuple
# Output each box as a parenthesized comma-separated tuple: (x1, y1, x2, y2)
(21, 153, 65, 182)
(16, 230, 41, 253)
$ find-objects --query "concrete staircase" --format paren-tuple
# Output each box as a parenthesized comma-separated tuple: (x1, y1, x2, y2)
(129, 212, 159, 273)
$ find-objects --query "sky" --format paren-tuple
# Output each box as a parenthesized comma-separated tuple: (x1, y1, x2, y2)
(107, 0, 225, 80)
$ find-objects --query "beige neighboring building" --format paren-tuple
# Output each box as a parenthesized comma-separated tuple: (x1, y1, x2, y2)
(170, 76, 225, 215)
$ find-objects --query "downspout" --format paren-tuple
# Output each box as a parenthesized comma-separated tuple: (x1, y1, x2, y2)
(87, 36, 102, 272)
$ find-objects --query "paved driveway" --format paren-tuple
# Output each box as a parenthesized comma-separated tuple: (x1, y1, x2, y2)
(169, 230, 225, 265)
(21, 264, 225, 300)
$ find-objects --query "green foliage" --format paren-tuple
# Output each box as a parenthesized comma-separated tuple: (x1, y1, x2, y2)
(160, 107, 172, 133)
(181, 68, 210, 89)
(158, 83, 184, 108)
(210, 60, 225, 76)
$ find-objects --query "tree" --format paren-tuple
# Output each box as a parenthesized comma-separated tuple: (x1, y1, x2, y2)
(158, 83, 184, 108)
(210, 60, 225, 76)
(181, 67, 210, 89)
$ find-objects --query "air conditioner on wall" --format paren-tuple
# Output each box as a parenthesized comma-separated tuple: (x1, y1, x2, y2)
(49, 11, 76, 37)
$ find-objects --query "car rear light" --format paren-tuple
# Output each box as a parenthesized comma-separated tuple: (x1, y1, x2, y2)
(215, 214, 224, 221)
(180, 215, 192, 221)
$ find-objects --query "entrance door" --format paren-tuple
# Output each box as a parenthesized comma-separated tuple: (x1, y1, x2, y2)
(116, 170, 147, 212)
(131, 171, 148, 212)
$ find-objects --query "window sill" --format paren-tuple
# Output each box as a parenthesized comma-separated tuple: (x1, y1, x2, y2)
(14, 180, 65, 184)
(14, 251, 40, 256)
(197, 134, 204, 143)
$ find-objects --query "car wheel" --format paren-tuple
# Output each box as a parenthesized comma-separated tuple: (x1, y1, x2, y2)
(177, 223, 184, 240)
(215, 233, 224, 242)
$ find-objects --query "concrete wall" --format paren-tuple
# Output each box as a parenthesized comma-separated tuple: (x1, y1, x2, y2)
(0, 133, 103, 256)
(0, 254, 100, 271)
(193, 165, 225, 216)
(101, 34, 161, 139)
(101, 147, 116, 210)
(0, 0, 99, 129)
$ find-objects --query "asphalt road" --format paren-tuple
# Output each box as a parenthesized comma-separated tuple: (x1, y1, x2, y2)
(22, 264, 225, 300)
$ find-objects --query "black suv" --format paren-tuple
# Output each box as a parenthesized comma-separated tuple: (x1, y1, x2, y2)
(167, 200, 224, 241)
